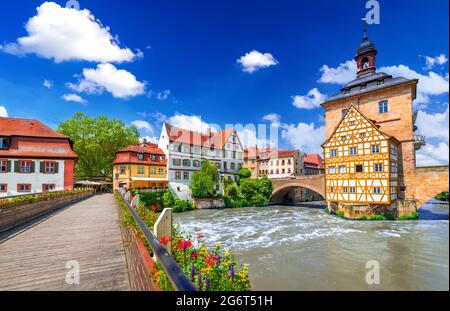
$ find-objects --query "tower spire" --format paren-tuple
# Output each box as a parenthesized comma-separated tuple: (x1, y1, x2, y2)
(355, 20, 377, 77)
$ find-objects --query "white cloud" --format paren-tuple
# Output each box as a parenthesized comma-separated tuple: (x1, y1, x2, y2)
(237, 50, 278, 73)
(424, 54, 448, 69)
(237, 127, 275, 149)
(156, 89, 171, 101)
(280, 122, 325, 154)
(292, 88, 328, 110)
(318, 59, 449, 106)
(132, 120, 154, 134)
(416, 142, 449, 166)
(381, 65, 449, 105)
(416, 106, 449, 141)
(0, 106, 8, 117)
(0, 2, 140, 63)
(61, 93, 87, 104)
(139, 136, 159, 144)
(167, 114, 215, 133)
(43, 79, 54, 89)
(318, 60, 357, 84)
(262, 113, 281, 127)
(67, 63, 146, 99)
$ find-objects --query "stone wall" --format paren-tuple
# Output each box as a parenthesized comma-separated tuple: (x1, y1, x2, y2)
(414, 165, 449, 207)
(0, 191, 94, 233)
(193, 197, 225, 209)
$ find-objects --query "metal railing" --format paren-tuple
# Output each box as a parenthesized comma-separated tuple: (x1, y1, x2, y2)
(118, 189, 196, 291)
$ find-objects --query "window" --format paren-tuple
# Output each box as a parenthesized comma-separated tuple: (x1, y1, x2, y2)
(42, 184, 56, 193)
(231, 163, 236, 170)
(173, 159, 181, 166)
(349, 121, 355, 126)
(19, 161, 32, 173)
(330, 187, 334, 193)
(356, 165, 363, 173)
(0, 137, 9, 150)
(151, 155, 156, 162)
(44, 161, 56, 174)
(373, 187, 382, 194)
(151, 167, 157, 174)
(287, 159, 292, 165)
(183, 159, 191, 167)
(362, 58, 370, 69)
(360, 133, 365, 138)
(372, 145, 380, 154)
(328, 166, 335, 174)
(341, 136, 347, 141)
(183, 172, 189, 180)
(17, 184, 31, 193)
(391, 187, 397, 195)
(138, 167, 145, 174)
(138, 154, 144, 161)
(120, 166, 127, 174)
(158, 168, 164, 175)
(175, 171, 181, 180)
(0, 160, 8, 173)
(232, 151, 236, 159)
(159, 156, 164, 162)
(281, 160, 285, 165)
(330, 149, 338, 158)
(0, 184, 7, 192)
(288, 168, 291, 174)
(339, 165, 347, 173)
(343, 187, 348, 193)
(282, 169, 285, 174)
(378, 100, 389, 113)
(193, 160, 200, 167)
(276, 169, 279, 174)
(350, 147, 357, 155)
(341, 109, 348, 118)
(350, 187, 356, 193)
(374, 163, 383, 172)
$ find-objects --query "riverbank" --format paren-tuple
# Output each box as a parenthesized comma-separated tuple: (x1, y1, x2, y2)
(174, 201, 449, 290)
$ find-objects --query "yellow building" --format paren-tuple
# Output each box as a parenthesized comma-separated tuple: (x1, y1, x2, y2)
(323, 105, 400, 206)
(113, 143, 168, 191)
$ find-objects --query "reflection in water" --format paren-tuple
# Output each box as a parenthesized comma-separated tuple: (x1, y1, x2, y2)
(174, 201, 449, 291)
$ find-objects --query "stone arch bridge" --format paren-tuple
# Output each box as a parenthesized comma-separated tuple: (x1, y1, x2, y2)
(270, 165, 449, 208)
(270, 174, 325, 204)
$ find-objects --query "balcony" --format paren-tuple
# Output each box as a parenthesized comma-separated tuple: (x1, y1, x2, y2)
(414, 135, 426, 150)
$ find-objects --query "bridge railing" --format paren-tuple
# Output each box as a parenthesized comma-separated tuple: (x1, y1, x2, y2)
(118, 188, 196, 291)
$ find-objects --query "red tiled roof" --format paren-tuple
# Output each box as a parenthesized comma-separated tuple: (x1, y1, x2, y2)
(165, 124, 234, 149)
(117, 144, 165, 155)
(0, 118, 68, 139)
(304, 154, 324, 168)
(113, 144, 166, 165)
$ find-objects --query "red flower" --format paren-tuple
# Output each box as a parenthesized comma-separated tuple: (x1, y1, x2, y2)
(191, 250, 198, 259)
(176, 240, 192, 252)
(203, 254, 218, 267)
(150, 205, 157, 211)
(160, 236, 172, 245)
(132, 205, 138, 209)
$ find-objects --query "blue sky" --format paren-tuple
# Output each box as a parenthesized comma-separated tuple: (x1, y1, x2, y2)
(0, 0, 448, 165)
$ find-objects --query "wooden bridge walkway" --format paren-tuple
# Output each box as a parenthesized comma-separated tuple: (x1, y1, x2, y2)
(0, 194, 131, 291)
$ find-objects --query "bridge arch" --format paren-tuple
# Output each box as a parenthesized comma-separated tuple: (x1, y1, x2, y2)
(270, 175, 326, 204)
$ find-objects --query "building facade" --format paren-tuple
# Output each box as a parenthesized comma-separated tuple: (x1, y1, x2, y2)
(112, 143, 168, 190)
(158, 124, 244, 199)
(321, 30, 422, 216)
(303, 154, 325, 175)
(0, 118, 77, 197)
(266, 150, 304, 179)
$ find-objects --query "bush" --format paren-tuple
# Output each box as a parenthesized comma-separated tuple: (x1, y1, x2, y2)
(162, 190, 175, 208)
(190, 160, 219, 198)
(436, 192, 449, 201)
(368, 215, 386, 221)
(173, 199, 193, 213)
(398, 212, 419, 220)
(336, 210, 345, 218)
(139, 191, 165, 209)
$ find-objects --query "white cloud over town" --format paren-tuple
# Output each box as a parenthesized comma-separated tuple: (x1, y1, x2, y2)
(237, 50, 279, 73)
(416, 105, 449, 141)
(43, 79, 54, 89)
(424, 54, 448, 69)
(0, 2, 141, 63)
(292, 88, 328, 110)
(61, 93, 87, 105)
(416, 142, 449, 166)
(0, 106, 8, 117)
(131, 120, 154, 134)
(67, 63, 146, 99)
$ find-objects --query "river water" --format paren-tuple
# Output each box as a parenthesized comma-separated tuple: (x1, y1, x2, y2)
(174, 200, 449, 291)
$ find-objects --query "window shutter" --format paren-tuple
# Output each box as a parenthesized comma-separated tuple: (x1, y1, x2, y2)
(55, 162, 59, 173)
(7, 160, 11, 172)
(14, 161, 19, 173)
(30, 161, 35, 173)
(40, 162, 45, 173)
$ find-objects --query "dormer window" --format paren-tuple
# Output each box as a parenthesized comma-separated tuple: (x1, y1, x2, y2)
(138, 154, 144, 161)
(0, 137, 9, 150)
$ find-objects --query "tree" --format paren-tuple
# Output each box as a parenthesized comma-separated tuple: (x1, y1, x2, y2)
(238, 168, 252, 180)
(190, 160, 219, 198)
(57, 112, 139, 178)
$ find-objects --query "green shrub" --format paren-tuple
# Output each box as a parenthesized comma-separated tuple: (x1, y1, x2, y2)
(173, 199, 193, 213)
(368, 215, 386, 221)
(139, 191, 165, 208)
(162, 190, 175, 208)
(336, 210, 345, 218)
(398, 212, 419, 220)
(436, 192, 449, 201)
(190, 160, 218, 198)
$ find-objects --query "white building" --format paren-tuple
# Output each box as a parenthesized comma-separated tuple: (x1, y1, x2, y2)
(158, 124, 244, 200)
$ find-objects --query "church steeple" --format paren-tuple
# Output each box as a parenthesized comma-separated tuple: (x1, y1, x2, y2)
(355, 26, 378, 77)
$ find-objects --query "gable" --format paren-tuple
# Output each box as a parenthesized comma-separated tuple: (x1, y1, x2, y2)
(322, 105, 389, 148)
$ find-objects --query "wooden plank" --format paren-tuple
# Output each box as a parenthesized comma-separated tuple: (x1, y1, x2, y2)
(0, 194, 131, 291)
